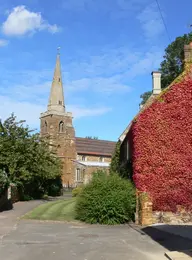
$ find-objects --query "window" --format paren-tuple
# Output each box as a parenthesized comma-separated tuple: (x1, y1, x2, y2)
(82, 155, 86, 161)
(45, 121, 48, 133)
(58, 78, 61, 82)
(76, 168, 81, 182)
(59, 121, 64, 133)
(59, 100, 62, 105)
(99, 157, 104, 162)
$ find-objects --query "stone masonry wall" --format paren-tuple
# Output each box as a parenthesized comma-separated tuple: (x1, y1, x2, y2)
(136, 191, 192, 226)
(84, 166, 109, 184)
(77, 154, 111, 163)
(40, 113, 76, 187)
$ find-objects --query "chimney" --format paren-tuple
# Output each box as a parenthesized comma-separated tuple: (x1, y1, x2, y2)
(152, 71, 161, 95)
(184, 42, 192, 64)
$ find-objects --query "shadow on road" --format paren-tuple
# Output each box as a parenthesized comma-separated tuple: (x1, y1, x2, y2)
(0, 199, 13, 212)
(141, 225, 192, 257)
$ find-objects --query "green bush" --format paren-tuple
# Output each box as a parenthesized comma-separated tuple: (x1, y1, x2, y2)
(75, 172, 136, 225)
(72, 186, 83, 197)
(0, 170, 10, 196)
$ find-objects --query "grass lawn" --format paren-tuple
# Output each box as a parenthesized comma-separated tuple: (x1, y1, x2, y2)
(23, 198, 77, 222)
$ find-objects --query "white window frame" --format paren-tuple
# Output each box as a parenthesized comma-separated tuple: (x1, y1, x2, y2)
(82, 155, 87, 161)
(76, 168, 81, 182)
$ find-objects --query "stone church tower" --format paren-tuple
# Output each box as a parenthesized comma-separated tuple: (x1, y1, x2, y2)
(40, 50, 76, 187)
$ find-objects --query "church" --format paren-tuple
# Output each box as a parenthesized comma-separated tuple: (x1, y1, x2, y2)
(40, 51, 116, 187)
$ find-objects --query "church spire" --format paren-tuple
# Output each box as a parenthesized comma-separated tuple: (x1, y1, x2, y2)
(48, 47, 65, 113)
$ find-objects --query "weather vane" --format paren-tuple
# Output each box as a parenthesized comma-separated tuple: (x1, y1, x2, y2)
(57, 46, 61, 55)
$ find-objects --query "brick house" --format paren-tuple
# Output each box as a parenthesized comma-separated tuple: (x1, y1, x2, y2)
(119, 43, 192, 225)
(40, 51, 115, 188)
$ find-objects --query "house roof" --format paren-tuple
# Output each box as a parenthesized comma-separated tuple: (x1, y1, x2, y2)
(75, 137, 116, 156)
(74, 160, 110, 167)
(119, 94, 157, 142)
(119, 58, 192, 144)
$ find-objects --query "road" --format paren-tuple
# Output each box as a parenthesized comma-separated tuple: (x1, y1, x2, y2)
(0, 200, 189, 260)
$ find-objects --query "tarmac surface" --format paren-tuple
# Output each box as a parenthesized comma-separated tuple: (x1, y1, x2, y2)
(0, 200, 192, 260)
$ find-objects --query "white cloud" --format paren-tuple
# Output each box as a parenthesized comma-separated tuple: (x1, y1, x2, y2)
(127, 50, 163, 77)
(0, 95, 44, 128)
(67, 76, 130, 94)
(0, 95, 111, 128)
(68, 105, 111, 119)
(137, 3, 164, 39)
(0, 39, 8, 46)
(2, 5, 60, 36)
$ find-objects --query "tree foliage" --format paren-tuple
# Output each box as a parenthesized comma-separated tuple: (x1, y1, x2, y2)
(140, 32, 192, 105)
(75, 171, 136, 224)
(110, 140, 120, 173)
(0, 114, 62, 199)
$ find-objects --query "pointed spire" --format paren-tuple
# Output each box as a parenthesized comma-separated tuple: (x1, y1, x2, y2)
(48, 47, 65, 113)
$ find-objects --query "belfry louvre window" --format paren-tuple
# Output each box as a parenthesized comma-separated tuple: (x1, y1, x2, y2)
(45, 121, 48, 132)
(59, 121, 64, 133)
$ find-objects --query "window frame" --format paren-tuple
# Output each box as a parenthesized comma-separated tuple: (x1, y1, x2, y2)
(59, 121, 64, 133)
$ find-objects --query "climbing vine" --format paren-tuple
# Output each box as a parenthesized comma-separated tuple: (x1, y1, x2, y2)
(131, 68, 192, 212)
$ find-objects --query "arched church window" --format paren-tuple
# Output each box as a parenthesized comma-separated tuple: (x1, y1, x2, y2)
(59, 121, 64, 133)
(45, 121, 48, 133)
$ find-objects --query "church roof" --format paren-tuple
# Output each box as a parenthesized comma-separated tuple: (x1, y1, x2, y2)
(75, 137, 116, 156)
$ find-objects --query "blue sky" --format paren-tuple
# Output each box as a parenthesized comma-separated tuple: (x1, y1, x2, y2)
(0, 0, 191, 141)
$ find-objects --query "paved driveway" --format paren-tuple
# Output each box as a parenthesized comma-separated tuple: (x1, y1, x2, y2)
(0, 201, 191, 260)
(1, 220, 166, 260)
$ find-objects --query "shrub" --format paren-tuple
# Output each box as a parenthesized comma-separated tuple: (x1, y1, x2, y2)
(72, 186, 83, 197)
(0, 170, 10, 196)
(75, 172, 136, 225)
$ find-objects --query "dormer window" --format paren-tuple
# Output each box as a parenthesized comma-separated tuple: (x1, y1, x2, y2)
(59, 121, 64, 133)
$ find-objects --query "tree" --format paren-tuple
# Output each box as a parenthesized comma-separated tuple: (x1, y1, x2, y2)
(0, 114, 62, 198)
(110, 140, 121, 173)
(140, 32, 192, 105)
(140, 91, 152, 106)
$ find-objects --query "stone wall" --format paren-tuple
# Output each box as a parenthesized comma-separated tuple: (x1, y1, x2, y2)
(153, 207, 192, 224)
(136, 191, 153, 226)
(40, 113, 76, 187)
(136, 191, 192, 226)
(77, 154, 111, 163)
(84, 166, 109, 184)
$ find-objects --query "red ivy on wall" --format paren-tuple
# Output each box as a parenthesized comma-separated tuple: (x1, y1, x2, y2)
(131, 72, 192, 212)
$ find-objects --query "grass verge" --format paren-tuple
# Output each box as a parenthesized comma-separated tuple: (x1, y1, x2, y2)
(23, 198, 76, 222)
